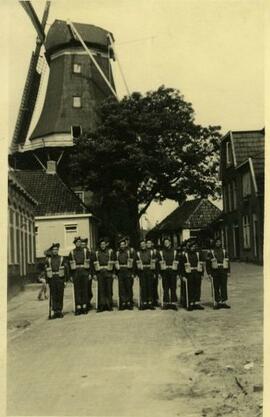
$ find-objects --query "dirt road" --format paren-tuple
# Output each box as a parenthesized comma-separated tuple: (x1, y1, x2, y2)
(7, 262, 263, 416)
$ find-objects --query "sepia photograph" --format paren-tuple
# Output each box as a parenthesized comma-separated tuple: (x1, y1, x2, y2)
(2, 0, 265, 416)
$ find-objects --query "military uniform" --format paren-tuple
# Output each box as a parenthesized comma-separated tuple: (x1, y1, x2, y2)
(68, 238, 91, 315)
(81, 238, 93, 311)
(206, 247, 230, 309)
(115, 246, 134, 310)
(157, 246, 180, 309)
(136, 247, 157, 309)
(180, 250, 204, 310)
(92, 246, 116, 312)
(45, 243, 66, 319)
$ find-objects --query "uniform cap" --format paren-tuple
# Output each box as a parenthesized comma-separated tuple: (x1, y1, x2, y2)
(73, 236, 82, 244)
(51, 242, 60, 250)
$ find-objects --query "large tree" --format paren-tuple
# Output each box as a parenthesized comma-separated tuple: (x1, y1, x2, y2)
(70, 86, 221, 243)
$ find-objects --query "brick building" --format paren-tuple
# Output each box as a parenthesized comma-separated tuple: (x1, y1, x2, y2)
(219, 129, 264, 264)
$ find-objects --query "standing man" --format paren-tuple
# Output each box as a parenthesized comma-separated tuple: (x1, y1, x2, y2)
(68, 236, 91, 315)
(92, 238, 116, 312)
(45, 243, 67, 319)
(136, 239, 157, 310)
(157, 237, 180, 310)
(180, 241, 204, 311)
(206, 238, 231, 309)
(125, 236, 136, 306)
(81, 238, 93, 311)
(146, 239, 159, 307)
(115, 238, 134, 310)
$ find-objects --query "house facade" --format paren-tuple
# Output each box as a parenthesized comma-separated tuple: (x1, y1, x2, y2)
(219, 129, 264, 264)
(8, 171, 37, 297)
(13, 161, 98, 262)
(147, 198, 221, 248)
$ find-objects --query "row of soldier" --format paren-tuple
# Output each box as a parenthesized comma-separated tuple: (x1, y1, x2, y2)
(44, 236, 231, 319)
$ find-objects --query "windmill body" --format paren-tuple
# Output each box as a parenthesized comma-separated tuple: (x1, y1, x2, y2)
(11, 18, 116, 171)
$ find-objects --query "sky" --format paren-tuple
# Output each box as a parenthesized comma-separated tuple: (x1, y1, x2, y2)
(1, 0, 265, 227)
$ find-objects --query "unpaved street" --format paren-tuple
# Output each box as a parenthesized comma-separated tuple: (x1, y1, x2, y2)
(7, 262, 263, 417)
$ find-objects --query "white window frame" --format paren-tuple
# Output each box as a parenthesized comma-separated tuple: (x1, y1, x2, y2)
(73, 96, 82, 108)
(242, 215, 251, 249)
(73, 63, 81, 73)
(64, 224, 78, 250)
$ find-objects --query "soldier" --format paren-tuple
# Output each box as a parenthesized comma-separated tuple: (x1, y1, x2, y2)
(68, 236, 91, 315)
(92, 238, 116, 312)
(136, 239, 157, 310)
(115, 237, 134, 310)
(146, 239, 159, 307)
(81, 238, 93, 311)
(45, 243, 67, 319)
(125, 236, 136, 306)
(180, 240, 204, 311)
(157, 237, 180, 310)
(206, 238, 231, 309)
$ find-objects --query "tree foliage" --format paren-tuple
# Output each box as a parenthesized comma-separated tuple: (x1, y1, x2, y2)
(70, 86, 221, 239)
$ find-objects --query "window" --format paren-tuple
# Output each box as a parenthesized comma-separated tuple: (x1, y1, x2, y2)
(226, 141, 233, 166)
(71, 125, 82, 139)
(222, 186, 227, 213)
(242, 215, 251, 249)
(232, 180, 237, 210)
(74, 191, 85, 203)
(65, 224, 78, 250)
(73, 63, 81, 73)
(227, 183, 232, 212)
(242, 172, 251, 197)
(73, 96, 81, 108)
(8, 208, 15, 264)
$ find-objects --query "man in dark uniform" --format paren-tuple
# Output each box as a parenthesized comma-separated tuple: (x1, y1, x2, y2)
(206, 238, 231, 309)
(92, 238, 116, 312)
(115, 237, 134, 310)
(157, 237, 180, 310)
(81, 237, 93, 311)
(136, 239, 157, 310)
(146, 239, 159, 307)
(180, 240, 204, 311)
(125, 236, 136, 306)
(45, 243, 67, 319)
(68, 236, 91, 315)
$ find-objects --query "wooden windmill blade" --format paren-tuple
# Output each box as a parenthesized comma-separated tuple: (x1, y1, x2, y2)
(9, 1, 50, 154)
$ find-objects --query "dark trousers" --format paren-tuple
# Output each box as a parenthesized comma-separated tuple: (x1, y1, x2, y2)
(182, 271, 201, 307)
(139, 269, 155, 303)
(73, 268, 89, 307)
(152, 275, 159, 302)
(118, 269, 133, 304)
(162, 269, 177, 303)
(49, 276, 64, 312)
(97, 270, 113, 308)
(212, 270, 228, 302)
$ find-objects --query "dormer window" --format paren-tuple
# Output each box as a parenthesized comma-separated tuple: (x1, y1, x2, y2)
(226, 141, 233, 166)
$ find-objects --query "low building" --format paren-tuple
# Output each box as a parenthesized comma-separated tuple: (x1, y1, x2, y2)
(8, 170, 37, 297)
(13, 161, 98, 260)
(147, 198, 221, 247)
(219, 129, 264, 264)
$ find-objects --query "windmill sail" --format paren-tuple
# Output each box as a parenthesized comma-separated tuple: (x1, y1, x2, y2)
(9, 1, 50, 153)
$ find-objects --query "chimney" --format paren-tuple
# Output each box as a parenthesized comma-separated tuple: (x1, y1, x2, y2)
(46, 160, 57, 174)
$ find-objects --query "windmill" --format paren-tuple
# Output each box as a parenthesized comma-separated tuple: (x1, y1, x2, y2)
(9, 1, 122, 177)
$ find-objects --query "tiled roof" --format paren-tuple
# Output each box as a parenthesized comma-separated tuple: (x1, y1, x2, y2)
(149, 198, 221, 234)
(13, 170, 87, 216)
(232, 129, 264, 166)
